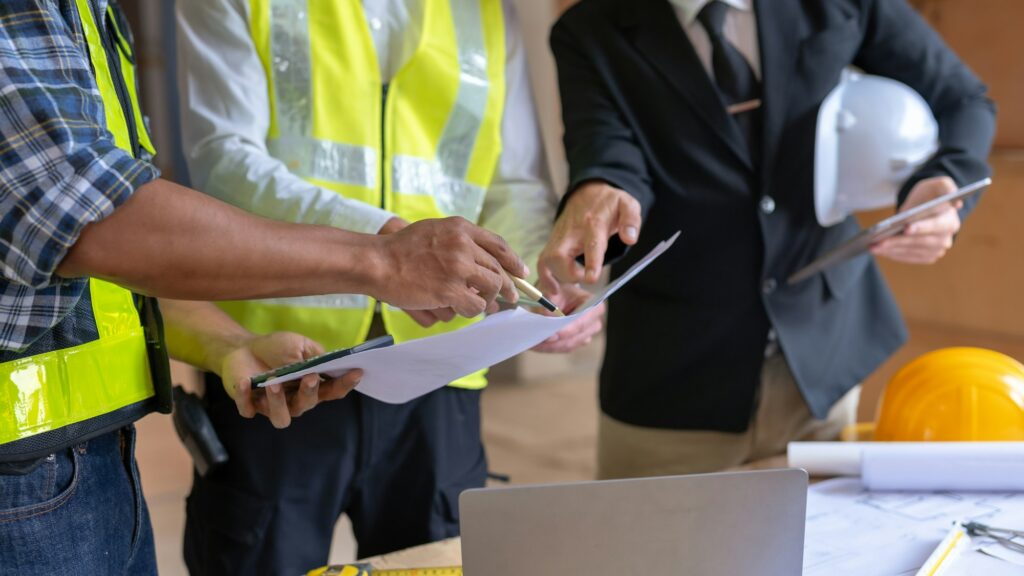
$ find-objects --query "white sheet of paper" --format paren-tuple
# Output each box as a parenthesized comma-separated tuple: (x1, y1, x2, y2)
(262, 232, 680, 403)
(804, 477, 1024, 576)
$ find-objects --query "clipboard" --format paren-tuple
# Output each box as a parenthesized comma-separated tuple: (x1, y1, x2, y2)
(787, 177, 990, 285)
(250, 335, 394, 388)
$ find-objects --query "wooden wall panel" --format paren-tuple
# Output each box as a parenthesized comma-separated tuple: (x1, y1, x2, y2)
(910, 0, 1024, 148)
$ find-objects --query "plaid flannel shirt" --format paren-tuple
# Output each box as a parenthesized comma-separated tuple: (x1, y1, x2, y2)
(0, 0, 159, 352)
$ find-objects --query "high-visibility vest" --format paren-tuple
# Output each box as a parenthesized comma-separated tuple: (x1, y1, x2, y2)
(0, 0, 170, 460)
(220, 0, 508, 390)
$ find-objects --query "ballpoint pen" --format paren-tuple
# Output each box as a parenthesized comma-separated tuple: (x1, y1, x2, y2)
(506, 274, 565, 317)
(497, 295, 543, 308)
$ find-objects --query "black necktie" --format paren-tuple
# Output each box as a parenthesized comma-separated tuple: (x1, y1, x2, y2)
(697, 1, 761, 163)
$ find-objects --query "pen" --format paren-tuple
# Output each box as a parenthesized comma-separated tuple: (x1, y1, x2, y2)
(507, 274, 565, 317)
(497, 295, 543, 308)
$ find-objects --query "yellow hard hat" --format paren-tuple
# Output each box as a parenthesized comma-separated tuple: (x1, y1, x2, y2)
(873, 347, 1024, 441)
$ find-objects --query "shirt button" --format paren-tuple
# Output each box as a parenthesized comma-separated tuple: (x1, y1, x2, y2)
(762, 278, 778, 295)
(760, 196, 776, 215)
(369, 17, 383, 31)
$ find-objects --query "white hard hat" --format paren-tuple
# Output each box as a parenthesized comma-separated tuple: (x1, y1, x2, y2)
(814, 70, 939, 227)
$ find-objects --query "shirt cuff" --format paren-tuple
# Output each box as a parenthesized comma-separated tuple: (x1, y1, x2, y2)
(328, 201, 396, 235)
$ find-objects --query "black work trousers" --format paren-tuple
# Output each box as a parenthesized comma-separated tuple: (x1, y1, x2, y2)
(182, 372, 486, 576)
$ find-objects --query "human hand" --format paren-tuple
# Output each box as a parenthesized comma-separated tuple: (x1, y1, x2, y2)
(531, 281, 605, 353)
(538, 181, 641, 287)
(218, 332, 362, 429)
(871, 176, 962, 265)
(378, 216, 409, 235)
(379, 217, 459, 327)
(373, 217, 526, 317)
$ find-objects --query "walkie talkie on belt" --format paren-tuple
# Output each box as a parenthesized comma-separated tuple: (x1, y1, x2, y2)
(172, 385, 229, 476)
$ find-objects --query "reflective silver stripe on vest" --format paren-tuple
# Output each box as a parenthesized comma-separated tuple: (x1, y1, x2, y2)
(391, 0, 490, 221)
(268, 136, 376, 188)
(392, 155, 486, 220)
(268, 0, 375, 188)
(258, 294, 371, 310)
(269, 0, 311, 137)
(438, 0, 489, 182)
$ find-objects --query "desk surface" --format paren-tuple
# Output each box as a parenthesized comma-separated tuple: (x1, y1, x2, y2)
(364, 457, 1018, 575)
(364, 456, 797, 569)
(365, 537, 462, 570)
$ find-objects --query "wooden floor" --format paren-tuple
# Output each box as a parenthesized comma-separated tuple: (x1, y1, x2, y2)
(137, 319, 1023, 575)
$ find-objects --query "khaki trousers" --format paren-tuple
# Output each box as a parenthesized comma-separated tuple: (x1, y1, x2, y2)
(597, 353, 860, 479)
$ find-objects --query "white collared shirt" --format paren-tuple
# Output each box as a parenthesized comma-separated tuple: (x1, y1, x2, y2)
(175, 0, 555, 271)
(668, 0, 761, 81)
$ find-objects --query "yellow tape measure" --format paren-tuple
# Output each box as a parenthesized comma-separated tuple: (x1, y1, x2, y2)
(307, 565, 462, 576)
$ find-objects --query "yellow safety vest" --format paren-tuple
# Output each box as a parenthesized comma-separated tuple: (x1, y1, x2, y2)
(0, 0, 169, 459)
(221, 0, 507, 389)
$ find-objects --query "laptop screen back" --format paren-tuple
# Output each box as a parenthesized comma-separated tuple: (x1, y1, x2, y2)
(460, 469, 807, 576)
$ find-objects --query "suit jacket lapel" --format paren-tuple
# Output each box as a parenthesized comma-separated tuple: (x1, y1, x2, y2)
(623, 0, 753, 172)
(755, 0, 801, 184)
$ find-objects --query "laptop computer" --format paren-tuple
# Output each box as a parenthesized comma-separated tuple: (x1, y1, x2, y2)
(460, 469, 807, 576)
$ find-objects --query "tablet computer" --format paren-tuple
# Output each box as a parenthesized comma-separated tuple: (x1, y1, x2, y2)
(787, 177, 990, 285)
(250, 334, 394, 388)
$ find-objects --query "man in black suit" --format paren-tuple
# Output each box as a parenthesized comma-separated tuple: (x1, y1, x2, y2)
(538, 0, 995, 477)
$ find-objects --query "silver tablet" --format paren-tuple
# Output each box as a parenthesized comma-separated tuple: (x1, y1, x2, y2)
(788, 177, 990, 285)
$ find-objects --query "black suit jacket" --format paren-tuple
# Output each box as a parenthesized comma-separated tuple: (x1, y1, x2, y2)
(552, 0, 995, 431)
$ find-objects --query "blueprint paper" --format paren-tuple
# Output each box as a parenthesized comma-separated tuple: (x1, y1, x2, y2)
(980, 537, 1024, 567)
(262, 232, 680, 403)
(803, 477, 1024, 576)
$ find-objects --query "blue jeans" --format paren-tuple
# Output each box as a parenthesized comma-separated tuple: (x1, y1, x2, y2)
(0, 426, 156, 575)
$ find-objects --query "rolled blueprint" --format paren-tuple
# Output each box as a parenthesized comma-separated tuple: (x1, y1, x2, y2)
(861, 443, 1024, 491)
(787, 442, 864, 476)
(787, 442, 1024, 491)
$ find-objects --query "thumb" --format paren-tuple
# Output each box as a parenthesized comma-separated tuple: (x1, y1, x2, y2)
(616, 194, 642, 245)
(302, 337, 325, 359)
(914, 176, 957, 202)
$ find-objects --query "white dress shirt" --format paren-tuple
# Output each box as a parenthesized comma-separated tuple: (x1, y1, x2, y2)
(668, 0, 761, 81)
(175, 0, 555, 271)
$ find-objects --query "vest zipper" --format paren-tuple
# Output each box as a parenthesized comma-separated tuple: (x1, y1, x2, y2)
(90, 2, 141, 158)
(380, 84, 389, 210)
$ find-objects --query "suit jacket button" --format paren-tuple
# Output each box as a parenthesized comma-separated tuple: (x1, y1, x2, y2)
(760, 196, 776, 214)
(762, 278, 778, 295)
